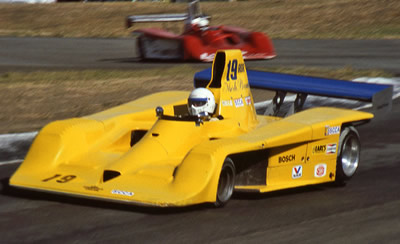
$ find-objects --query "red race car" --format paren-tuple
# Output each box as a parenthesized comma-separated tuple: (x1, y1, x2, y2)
(126, 0, 276, 62)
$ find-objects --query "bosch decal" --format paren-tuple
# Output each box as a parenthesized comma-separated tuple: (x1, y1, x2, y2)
(314, 164, 327, 178)
(325, 125, 341, 136)
(279, 154, 295, 163)
(234, 98, 244, 107)
(292, 165, 302, 179)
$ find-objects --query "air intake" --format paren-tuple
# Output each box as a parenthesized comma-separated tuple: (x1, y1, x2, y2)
(103, 170, 121, 182)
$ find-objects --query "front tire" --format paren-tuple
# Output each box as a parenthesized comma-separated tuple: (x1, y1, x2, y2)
(335, 126, 361, 185)
(214, 157, 235, 207)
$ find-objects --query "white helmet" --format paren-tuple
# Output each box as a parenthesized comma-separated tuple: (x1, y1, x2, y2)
(188, 88, 216, 116)
(191, 17, 209, 30)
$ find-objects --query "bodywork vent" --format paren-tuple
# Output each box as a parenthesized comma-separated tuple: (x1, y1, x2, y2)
(209, 52, 225, 88)
(130, 130, 147, 147)
(103, 170, 121, 182)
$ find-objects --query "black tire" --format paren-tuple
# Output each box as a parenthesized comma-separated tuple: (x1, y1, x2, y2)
(136, 35, 145, 60)
(335, 126, 361, 185)
(214, 157, 236, 207)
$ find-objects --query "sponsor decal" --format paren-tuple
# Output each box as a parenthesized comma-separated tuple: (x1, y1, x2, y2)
(292, 165, 302, 179)
(221, 100, 233, 107)
(234, 98, 244, 107)
(200, 53, 215, 61)
(225, 81, 238, 92)
(224, 79, 247, 92)
(279, 154, 296, 163)
(84, 185, 103, 192)
(326, 143, 337, 154)
(325, 125, 341, 136)
(312, 143, 337, 155)
(313, 144, 326, 154)
(111, 189, 134, 197)
(245, 96, 252, 105)
(238, 63, 245, 73)
(314, 163, 327, 178)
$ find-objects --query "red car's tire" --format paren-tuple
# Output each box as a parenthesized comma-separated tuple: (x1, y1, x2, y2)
(136, 35, 145, 60)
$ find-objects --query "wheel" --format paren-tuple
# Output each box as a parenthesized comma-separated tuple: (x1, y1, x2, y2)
(135, 34, 145, 60)
(335, 126, 361, 185)
(214, 157, 235, 207)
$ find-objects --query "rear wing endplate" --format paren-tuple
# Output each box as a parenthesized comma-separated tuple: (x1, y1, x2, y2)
(194, 68, 393, 116)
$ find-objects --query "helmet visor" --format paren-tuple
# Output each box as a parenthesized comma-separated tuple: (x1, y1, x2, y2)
(188, 97, 207, 107)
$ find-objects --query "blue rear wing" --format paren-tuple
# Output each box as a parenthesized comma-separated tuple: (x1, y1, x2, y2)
(194, 68, 393, 116)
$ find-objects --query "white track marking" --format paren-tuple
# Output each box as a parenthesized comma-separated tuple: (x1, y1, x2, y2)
(0, 160, 22, 165)
(0, 131, 37, 145)
(0, 132, 37, 166)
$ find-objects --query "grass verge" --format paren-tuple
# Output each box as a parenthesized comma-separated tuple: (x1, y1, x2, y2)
(0, 0, 399, 39)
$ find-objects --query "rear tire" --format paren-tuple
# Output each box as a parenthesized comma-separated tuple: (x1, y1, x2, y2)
(214, 157, 235, 207)
(335, 126, 360, 185)
(136, 35, 145, 60)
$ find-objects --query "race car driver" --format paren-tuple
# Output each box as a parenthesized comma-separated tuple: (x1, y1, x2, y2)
(187, 88, 217, 120)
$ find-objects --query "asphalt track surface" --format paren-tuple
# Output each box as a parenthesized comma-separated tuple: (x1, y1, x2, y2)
(0, 38, 400, 243)
(1, 37, 400, 73)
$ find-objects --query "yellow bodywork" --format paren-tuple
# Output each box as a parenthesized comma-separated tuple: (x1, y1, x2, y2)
(10, 50, 373, 207)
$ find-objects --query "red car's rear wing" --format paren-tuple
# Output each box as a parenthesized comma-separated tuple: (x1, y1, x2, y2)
(126, 0, 210, 28)
(126, 14, 188, 28)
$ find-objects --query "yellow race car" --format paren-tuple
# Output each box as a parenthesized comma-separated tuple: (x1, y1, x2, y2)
(10, 50, 384, 207)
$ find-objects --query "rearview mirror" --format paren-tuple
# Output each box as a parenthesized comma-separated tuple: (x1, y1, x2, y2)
(155, 106, 164, 118)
